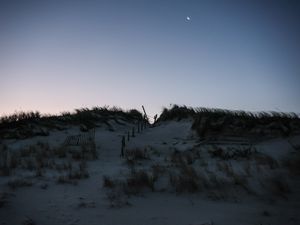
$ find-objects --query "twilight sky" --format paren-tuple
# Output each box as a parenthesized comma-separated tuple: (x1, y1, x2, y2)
(0, 0, 299, 117)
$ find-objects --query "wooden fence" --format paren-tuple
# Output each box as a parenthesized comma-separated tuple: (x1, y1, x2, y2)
(63, 129, 95, 146)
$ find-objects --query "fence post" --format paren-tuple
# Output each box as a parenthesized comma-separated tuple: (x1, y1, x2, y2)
(127, 131, 130, 141)
(121, 136, 125, 157)
(132, 127, 135, 137)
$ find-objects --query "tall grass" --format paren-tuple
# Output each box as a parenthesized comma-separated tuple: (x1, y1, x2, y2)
(158, 105, 196, 121)
(158, 105, 299, 122)
(57, 106, 145, 126)
(157, 105, 300, 138)
(0, 106, 147, 139)
(0, 111, 41, 125)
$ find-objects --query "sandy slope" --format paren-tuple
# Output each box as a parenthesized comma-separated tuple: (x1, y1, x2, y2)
(0, 120, 299, 225)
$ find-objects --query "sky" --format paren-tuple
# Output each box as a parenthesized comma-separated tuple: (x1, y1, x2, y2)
(0, 0, 299, 117)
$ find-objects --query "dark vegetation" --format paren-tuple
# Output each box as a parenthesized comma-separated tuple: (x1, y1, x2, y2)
(0, 140, 94, 188)
(0, 106, 146, 139)
(157, 105, 300, 139)
(103, 144, 294, 205)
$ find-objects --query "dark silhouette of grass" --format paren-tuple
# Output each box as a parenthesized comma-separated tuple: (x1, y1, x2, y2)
(158, 105, 196, 121)
(158, 105, 299, 122)
(157, 105, 300, 138)
(0, 111, 41, 125)
(0, 106, 146, 139)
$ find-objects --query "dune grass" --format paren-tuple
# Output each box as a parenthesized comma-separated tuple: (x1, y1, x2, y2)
(0, 106, 146, 139)
(157, 105, 300, 138)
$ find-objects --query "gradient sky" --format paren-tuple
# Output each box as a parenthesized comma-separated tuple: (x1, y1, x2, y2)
(1, 0, 299, 117)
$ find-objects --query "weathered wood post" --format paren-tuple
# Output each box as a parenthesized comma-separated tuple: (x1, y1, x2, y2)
(154, 114, 158, 123)
(137, 122, 140, 133)
(140, 120, 143, 131)
(142, 105, 149, 129)
(144, 115, 147, 129)
(121, 136, 125, 157)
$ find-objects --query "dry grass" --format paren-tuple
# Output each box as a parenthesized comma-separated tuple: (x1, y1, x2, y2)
(254, 154, 279, 169)
(124, 170, 155, 195)
(125, 147, 150, 165)
(7, 178, 33, 189)
(0, 140, 93, 187)
(169, 163, 210, 193)
(57, 160, 89, 184)
(282, 152, 300, 175)
(0, 192, 12, 208)
(170, 149, 195, 165)
(259, 173, 291, 199)
(106, 188, 130, 208)
(78, 200, 96, 208)
(103, 176, 116, 188)
(209, 146, 255, 160)
(22, 217, 36, 225)
(103, 168, 156, 198)
(157, 105, 300, 138)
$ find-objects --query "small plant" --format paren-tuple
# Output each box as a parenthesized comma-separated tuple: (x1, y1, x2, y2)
(0, 146, 18, 176)
(169, 172, 200, 193)
(23, 157, 36, 170)
(7, 178, 32, 189)
(54, 147, 67, 158)
(124, 170, 155, 195)
(254, 154, 279, 169)
(106, 189, 130, 208)
(103, 176, 116, 188)
(170, 149, 195, 165)
(22, 217, 36, 225)
(282, 152, 300, 175)
(35, 167, 43, 177)
(151, 148, 161, 157)
(68, 170, 89, 180)
(262, 210, 271, 217)
(78, 200, 96, 208)
(125, 147, 149, 164)
(169, 164, 207, 193)
(151, 164, 166, 177)
(56, 176, 78, 185)
(0, 192, 11, 208)
(209, 146, 255, 160)
(267, 175, 291, 198)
